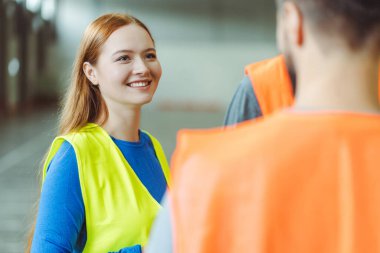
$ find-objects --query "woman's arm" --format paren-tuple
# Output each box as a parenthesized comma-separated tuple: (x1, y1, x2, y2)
(31, 141, 86, 252)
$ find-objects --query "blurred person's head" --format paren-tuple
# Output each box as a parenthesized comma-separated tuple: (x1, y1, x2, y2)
(59, 13, 160, 135)
(275, 0, 380, 79)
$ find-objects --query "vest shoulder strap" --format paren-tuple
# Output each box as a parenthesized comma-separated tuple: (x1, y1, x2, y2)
(245, 55, 294, 116)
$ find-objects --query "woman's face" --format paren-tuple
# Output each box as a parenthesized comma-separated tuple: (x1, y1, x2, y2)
(91, 24, 162, 108)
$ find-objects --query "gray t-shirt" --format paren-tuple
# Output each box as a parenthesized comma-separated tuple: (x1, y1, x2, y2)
(224, 75, 262, 126)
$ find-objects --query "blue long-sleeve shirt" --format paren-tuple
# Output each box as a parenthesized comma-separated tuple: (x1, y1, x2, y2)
(32, 130, 167, 253)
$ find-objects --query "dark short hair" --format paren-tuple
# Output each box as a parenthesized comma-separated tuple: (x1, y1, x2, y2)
(277, 0, 380, 50)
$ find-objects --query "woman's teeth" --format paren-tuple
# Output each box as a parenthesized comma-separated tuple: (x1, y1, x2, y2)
(129, 82, 149, 87)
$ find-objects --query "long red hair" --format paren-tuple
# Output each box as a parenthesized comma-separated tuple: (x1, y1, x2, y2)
(60, 13, 154, 134)
(25, 13, 155, 252)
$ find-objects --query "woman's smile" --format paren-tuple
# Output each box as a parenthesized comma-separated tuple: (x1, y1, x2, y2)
(127, 80, 152, 88)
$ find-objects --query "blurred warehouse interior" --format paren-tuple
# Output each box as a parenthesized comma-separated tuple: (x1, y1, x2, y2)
(0, 1, 279, 251)
(0, 0, 279, 117)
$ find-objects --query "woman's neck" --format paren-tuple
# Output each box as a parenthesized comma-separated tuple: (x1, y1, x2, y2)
(99, 102, 142, 142)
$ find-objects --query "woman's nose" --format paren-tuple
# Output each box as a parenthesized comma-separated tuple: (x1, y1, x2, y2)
(133, 57, 149, 75)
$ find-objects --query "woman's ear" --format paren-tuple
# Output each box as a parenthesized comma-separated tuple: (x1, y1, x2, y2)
(83, 62, 99, 85)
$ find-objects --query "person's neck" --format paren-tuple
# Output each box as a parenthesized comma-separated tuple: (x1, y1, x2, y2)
(99, 102, 141, 142)
(294, 48, 380, 114)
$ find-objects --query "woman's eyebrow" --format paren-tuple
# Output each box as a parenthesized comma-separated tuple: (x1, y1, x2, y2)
(112, 48, 156, 56)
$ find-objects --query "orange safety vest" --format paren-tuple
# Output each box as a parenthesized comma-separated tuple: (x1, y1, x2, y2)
(245, 55, 294, 116)
(171, 112, 380, 253)
(246, 56, 380, 116)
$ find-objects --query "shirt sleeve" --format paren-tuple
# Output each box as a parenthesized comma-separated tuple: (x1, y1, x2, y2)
(145, 194, 173, 253)
(223, 75, 263, 126)
(31, 141, 86, 252)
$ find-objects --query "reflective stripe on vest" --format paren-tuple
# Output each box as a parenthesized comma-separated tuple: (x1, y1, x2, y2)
(245, 55, 294, 116)
(42, 123, 171, 253)
(171, 112, 380, 253)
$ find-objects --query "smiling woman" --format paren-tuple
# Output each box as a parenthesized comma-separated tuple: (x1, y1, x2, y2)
(83, 24, 162, 112)
(26, 13, 171, 253)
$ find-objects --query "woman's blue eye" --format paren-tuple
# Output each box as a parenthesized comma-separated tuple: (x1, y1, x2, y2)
(146, 53, 157, 59)
(117, 55, 130, 61)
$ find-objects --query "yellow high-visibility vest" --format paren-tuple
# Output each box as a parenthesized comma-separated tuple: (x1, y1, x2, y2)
(42, 123, 171, 253)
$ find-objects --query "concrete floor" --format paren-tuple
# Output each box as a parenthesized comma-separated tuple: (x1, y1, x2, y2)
(0, 106, 225, 252)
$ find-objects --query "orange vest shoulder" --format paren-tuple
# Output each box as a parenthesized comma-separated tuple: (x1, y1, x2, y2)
(245, 55, 294, 116)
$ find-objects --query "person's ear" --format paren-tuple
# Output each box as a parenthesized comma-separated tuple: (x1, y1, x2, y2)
(283, 1, 304, 47)
(83, 62, 99, 85)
